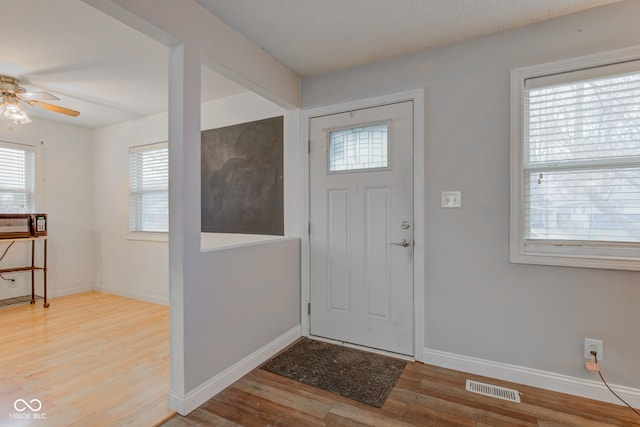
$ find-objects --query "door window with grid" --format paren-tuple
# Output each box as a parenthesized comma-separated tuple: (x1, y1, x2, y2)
(328, 123, 389, 172)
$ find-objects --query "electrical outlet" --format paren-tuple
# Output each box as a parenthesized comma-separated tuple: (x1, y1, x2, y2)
(7, 281, 17, 289)
(584, 338, 603, 361)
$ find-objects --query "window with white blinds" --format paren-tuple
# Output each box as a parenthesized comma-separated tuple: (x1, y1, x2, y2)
(511, 49, 640, 270)
(129, 142, 168, 233)
(0, 141, 35, 213)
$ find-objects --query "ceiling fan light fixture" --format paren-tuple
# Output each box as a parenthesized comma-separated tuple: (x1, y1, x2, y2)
(1, 74, 79, 123)
(3, 102, 31, 124)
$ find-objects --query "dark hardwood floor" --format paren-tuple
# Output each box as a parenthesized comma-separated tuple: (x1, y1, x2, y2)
(159, 361, 639, 426)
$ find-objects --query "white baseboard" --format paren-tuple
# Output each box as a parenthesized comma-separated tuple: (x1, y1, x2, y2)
(95, 286, 169, 306)
(168, 325, 301, 415)
(424, 348, 640, 408)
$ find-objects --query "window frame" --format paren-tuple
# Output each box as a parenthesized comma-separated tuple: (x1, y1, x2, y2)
(128, 142, 169, 239)
(0, 140, 36, 214)
(510, 45, 640, 271)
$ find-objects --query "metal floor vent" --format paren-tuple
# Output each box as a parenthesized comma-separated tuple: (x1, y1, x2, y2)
(465, 380, 521, 403)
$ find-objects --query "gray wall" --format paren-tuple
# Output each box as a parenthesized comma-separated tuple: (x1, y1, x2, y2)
(185, 239, 300, 390)
(302, 0, 640, 388)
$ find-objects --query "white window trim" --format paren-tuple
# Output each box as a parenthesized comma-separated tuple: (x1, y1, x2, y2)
(510, 45, 640, 271)
(128, 141, 168, 237)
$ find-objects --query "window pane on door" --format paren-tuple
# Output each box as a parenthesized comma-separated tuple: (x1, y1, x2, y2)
(328, 123, 388, 172)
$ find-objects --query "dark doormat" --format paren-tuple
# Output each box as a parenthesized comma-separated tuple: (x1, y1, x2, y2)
(260, 337, 407, 407)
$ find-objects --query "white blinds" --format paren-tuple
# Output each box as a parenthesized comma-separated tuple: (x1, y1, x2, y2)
(524, 67, 640, 243)
(0, 141, 35, 213)
(129, 142, 168, 232)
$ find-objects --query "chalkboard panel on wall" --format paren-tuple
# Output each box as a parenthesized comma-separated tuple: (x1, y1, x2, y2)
(201, 116, 284, 235)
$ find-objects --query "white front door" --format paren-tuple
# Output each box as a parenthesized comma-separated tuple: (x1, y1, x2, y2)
(309, 101, 414, 356)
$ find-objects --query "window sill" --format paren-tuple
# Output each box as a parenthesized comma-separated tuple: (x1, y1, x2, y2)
(127, 232, 168, 243)
(510, 249, 640, 271)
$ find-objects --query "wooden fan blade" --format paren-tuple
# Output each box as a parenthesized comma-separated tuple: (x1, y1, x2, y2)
(32, 101, 80, 117)
(17, 91, 60, 101)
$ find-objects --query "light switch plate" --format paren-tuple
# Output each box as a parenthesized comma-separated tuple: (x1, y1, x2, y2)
(442, 191, 461, 208)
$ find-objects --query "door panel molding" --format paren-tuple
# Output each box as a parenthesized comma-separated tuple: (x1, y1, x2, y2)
(328, 188, 350, 313)
(364, 186, 391, 320)
(301, 89, 425, 361)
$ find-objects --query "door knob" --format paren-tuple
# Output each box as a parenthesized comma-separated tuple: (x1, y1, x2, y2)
(391, 239, 410, 247)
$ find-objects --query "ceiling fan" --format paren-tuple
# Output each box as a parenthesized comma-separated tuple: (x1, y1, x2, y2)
(0, 74, 80, 124)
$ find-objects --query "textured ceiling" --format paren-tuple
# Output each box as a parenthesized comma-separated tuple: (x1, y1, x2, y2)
(198, 0, 622, 76)
(1, 0, 623, 128)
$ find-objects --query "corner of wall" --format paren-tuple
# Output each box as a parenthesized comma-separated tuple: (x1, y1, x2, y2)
(168, 325, 301, 415)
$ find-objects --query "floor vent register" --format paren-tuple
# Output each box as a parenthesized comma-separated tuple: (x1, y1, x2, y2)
(465, 379, 521, 403)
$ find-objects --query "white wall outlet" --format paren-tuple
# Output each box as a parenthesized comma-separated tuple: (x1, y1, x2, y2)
(442, 191, 462, 208)
(584, 338, 603, 361)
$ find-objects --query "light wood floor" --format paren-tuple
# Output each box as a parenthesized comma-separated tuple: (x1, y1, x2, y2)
(0, 291, 172, 427)
(162, 356, 639, 426)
